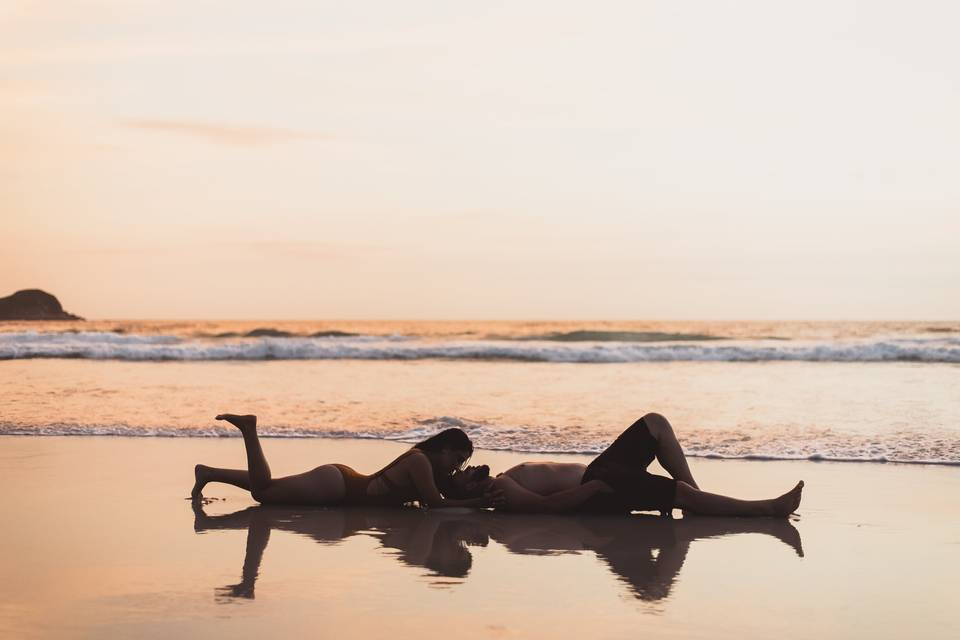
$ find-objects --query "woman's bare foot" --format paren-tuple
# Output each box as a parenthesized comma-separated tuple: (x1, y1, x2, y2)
(215, 414, 257, 434)
(770, 481, 804, 517)
(191, 464, 210, 499)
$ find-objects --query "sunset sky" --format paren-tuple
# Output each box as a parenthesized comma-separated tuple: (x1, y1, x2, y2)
(2, 1, 958, 320)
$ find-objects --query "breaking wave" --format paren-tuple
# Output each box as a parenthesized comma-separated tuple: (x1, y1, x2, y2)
(504, 330, 728, 342)
(1, 331, 959, 362)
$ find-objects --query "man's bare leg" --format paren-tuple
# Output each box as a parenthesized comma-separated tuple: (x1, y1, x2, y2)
(674, 514, 805, 557)
(676, 480, 803, 517)
(216, 414, 272, 491)
(192, 465, 250, 498)
(644, 413, 699, 489)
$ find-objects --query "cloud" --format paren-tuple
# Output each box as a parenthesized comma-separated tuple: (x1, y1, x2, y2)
(64, 240, 390, 265)
(122, 119, 327, 146)
(219, 240, 393, 260)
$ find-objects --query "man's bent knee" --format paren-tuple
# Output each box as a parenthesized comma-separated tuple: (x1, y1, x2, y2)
(643, 412, 671, 435)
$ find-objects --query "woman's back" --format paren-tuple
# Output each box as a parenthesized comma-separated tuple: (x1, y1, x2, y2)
(335, 449, 425, 506)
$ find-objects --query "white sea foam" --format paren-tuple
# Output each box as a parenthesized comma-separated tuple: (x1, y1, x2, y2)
(1, 331, 959, 362)
(3, 417, 958, 466)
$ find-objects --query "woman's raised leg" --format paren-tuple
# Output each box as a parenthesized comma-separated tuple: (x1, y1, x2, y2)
(218, 512, 271, 600)
(201, 413, 347, 505)
(217, 414, 272, 491)
(675, 480, 803, 517)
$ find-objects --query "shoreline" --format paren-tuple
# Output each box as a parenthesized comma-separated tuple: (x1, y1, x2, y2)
(3, 432, 959, 468)
(4, 357, 958, 467)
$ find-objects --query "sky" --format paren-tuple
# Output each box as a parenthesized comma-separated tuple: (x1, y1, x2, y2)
(2, 1, 958, 320)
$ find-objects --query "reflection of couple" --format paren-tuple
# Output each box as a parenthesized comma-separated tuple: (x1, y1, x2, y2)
(192, 502, 804, 602)
(192, 413, 803, 517)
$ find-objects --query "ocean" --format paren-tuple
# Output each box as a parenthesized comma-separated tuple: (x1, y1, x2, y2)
(2, 319, 958, 465)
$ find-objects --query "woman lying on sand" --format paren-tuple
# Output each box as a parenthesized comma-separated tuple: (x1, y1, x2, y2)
(446, 413, 803, 517)
(191, 414, 502, 508)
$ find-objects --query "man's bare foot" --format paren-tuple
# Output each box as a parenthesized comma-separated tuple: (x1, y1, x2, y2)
(770, 481, 804, 517)
(772, 519, 804, 557)
(747, 518, 805, 556)
(191, 464, 210, 499)
(215, 414, 257, 434)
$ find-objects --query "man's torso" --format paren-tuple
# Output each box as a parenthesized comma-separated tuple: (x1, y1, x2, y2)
(498, 462, 587, 496)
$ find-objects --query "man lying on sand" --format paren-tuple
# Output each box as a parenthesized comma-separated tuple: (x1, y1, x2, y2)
(446, 413, 803, 517)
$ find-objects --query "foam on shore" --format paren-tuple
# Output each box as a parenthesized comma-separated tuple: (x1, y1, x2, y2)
(3, 417, 958, 466)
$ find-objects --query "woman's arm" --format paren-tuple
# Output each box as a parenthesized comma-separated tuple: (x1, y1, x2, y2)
(407, 453, 501, 508)
(493, 476, 610, 513)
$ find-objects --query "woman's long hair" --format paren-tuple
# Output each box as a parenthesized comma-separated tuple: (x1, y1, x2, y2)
(413, 428, 473, 498)
(413, 428, 473, 456)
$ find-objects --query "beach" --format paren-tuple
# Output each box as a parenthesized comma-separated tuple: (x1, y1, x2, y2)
(2, 435, 958, 639)
(7, 1, 960, 635)
(2, 320, 959, 638)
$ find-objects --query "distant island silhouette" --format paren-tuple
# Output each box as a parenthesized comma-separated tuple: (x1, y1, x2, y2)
(0, 289, 83, 320)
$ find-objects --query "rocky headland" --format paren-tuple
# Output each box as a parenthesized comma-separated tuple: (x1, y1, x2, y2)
(0, 289, 83, 320)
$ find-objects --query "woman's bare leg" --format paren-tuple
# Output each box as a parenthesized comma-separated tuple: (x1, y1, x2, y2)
(192, 465, 250, 498)
(198, 413, 347, 505)
(191, 501, 257, 531)
(194, 465, 346, 504)
(249, 466, 346, 504)
(194, 463, 347, 504)
(216, 414, 272, 491)
(644, 413, 699, 489)
(675, 480, 803, 517)
(217, 512, 271, 600)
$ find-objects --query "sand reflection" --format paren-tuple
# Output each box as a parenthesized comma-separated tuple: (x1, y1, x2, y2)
(192, 502, 803, 603)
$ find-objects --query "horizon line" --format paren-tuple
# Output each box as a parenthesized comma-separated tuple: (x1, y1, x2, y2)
(7, 316, 958, 324)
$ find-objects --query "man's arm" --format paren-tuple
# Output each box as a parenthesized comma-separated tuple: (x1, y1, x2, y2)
(493, 476, 609, 513)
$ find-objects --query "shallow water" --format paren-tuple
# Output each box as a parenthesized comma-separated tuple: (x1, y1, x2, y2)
(2, 319, 959, 362)
(2, 320, 959, 464)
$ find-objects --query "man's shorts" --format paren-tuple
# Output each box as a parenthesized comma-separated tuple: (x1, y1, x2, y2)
(580, 417, 677, 514)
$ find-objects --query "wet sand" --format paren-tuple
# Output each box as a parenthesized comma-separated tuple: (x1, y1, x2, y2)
(1, 436, 958, 639)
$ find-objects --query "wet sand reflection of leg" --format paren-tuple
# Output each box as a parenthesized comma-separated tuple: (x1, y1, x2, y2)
(190, 504, 804, 603)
